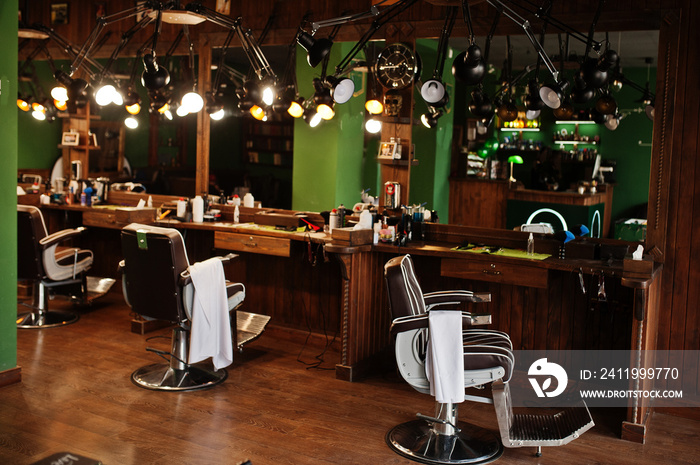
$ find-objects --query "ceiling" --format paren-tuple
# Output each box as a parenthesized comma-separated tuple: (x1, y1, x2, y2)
(450, 30, 659, 70)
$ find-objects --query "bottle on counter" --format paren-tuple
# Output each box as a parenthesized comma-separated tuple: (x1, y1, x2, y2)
(232, 194, 241, 206)
(234, 205, 240, 224)
(527, 233, 535, 256)
(192, 195, 204, 223)
(243, 192, 254, 208)
(177, 198, 187, 217)
(329, 209, 339, 232)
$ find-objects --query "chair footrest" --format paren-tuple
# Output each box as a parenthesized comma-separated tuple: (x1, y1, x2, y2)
(236, 311, 271, 349)
(509, 404, 594, 445)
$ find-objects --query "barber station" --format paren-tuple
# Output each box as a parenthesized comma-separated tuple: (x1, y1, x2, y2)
(4, 1, 700, 464)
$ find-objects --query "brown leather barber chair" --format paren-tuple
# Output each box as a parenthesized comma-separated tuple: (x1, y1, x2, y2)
(120, 223, 269, 391)
(17, 204, 93, 328)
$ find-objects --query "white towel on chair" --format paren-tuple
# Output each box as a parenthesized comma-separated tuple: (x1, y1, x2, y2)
(425, 310, 464, 403)
(187, 258, 233, 370)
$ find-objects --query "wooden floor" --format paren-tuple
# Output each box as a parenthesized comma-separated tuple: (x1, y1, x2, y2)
(3, 287, 700, 465)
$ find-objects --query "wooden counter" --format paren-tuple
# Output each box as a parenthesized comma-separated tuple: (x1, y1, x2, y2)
(449, 178, 614, 237)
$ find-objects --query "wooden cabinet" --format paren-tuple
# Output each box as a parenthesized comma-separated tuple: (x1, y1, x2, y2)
(59, 103, 100, 180)
(242, 117, 294, 168)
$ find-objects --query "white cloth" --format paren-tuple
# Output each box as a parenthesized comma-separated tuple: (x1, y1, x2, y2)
(187, 258, 233, 370)
(425, 310, 465, 403)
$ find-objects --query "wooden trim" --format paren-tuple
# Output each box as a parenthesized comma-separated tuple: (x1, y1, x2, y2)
(0, 367, 21, 388)
(646, 11, 681, 262)
(196, 36, 212, 197)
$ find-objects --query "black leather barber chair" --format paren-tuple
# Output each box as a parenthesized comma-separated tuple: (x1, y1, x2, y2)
(17, 205, 93, 328)
(384, 255, 594, 464)
(120, 223, 269, 391)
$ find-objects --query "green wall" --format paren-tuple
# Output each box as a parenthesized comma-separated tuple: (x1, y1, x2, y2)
(411, 39, 456, 220)
(1, 0, 18, 373)
(292, 43, 365, 211)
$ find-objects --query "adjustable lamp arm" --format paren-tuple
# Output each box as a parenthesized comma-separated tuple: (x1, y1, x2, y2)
(487, 0, 558, 82)
(31, 24, 108, 80)
(71, 1, 160, 77)
(311, 5, 382, 34)
(432, 7, 457, 80)
(333, 0, 420, 77)
(185, 3, 276, 81)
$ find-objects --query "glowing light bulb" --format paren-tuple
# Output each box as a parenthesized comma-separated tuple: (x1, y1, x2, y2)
(365, 99, 384, 115)
(250, 105, 265, 121)
(317, 103, 334, 120)
(365, 118, 382, 134)
(181, 91, 204, 113)
(125, 116, 139, 129)
(287, 101, 303, 118)
(210, 108, 225, 120)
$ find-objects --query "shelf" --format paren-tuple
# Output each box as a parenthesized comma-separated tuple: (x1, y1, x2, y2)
(377, 158, 419, 166)
(58, 145, 101, 151)
(554, 140, 598, 145)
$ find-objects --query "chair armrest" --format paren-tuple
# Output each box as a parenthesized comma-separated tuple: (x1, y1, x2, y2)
(39, 227, 87, 249)
(423, 290, 491, 306)
(179, 254, 239, 286)
(391, 311, 490, 335)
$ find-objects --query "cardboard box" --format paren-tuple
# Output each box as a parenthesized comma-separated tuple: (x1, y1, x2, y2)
(331, 227, 373, 245)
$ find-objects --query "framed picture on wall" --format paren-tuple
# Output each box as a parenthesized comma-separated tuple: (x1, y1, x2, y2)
(378, 141, 397, 160)
(62, 132, 79, 146)
(51, 3, 69, 25)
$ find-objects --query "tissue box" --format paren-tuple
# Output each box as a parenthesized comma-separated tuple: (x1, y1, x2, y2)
(623, 253, 654, 278)
(331, 227, 373, 245)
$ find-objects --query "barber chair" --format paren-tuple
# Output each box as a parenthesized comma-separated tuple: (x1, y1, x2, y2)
(120, 223, 270, 391)
(17, 205, 93, 328)
(385, 255, 594, 463)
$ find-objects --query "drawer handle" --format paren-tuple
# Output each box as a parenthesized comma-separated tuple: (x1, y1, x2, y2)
(244, 236, 257, 248)
(482, 269, 502, 276)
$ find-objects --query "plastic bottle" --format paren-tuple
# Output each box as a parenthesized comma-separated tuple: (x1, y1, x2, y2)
(177, 198, 187, 217)
(329, 209, 339, 232)
(232, 194, 241, 206)
(234, 205, 240, 224)
(527, 233, 535, 256)
(192, 195, 204, 223)
(243, 192, 255, 208)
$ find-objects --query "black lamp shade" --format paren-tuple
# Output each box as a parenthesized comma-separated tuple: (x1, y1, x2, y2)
(553, 100, 575, 120)
(452, 44, 485, 85)
(595, 94, 617, 115)
(124, 90, 141, 107)
(141, 53, 170, 91)
(496, 100, 518, 122)
(298, 32, 333, 68)
(468, 89, 493, 118)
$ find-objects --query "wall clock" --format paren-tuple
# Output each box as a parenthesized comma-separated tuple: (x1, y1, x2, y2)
(375, 43, 419, 90)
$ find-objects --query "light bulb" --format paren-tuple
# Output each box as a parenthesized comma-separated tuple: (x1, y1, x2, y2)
(365, 99, 384, 115)
(176, 105, 189, 117)
(309, 112, 322, 127)
(32, 109, 46, 121)
(125, 116, 139, 129)
(51, 86, 69, 102)
(250, 105, 265, 121)
(181, 91, 204, 113)
(54, 100, 68, 111)
(210, 108, 225, 120)
(288, 101, 303, 118)
(96, 85, 117, 106)
(262, 86, 275, 106)
(126, 103, 141, 115)
(317, 103, 334, 120)
(365, 118, 382, 133)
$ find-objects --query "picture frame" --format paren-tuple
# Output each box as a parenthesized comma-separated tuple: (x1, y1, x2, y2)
(378, 141, 397, 160)
(51, 3, 69, 25)
(62, 132, 79, 146)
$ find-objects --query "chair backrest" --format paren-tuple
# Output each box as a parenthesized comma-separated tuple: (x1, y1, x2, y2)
(384, 255, 426, 319)
(121, 223, 190, 322)
(17, 205, 48, 280)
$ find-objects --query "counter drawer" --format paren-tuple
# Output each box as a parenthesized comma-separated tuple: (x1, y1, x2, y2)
(83, 211, 118, 228)
(441, 257, 548, 288)
(214, 231, 290, 257)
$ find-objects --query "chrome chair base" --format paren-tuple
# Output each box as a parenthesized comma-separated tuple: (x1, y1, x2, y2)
(387, 419, 504, 465)
(131, 363, 228, 392)
(16, 309, 79, 329)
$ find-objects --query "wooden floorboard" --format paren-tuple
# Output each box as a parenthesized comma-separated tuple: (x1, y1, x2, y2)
(3, 288, 699, 465)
